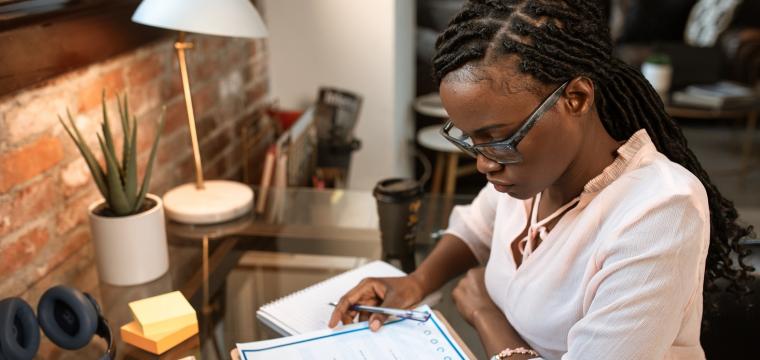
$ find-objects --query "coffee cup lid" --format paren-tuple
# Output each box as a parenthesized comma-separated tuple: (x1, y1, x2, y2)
(373, 178, 422, 201)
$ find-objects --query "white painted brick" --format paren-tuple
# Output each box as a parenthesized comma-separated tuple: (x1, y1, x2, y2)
(61, 158, 90, 190)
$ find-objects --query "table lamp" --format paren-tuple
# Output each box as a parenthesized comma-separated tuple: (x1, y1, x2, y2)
(132, 0, 268, 224)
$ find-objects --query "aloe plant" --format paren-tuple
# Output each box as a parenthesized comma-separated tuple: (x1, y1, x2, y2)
(59, 92, 165, 216)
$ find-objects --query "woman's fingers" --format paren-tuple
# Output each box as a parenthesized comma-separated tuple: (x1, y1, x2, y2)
(329, 293, 357, 328)
(358, 311, 371, 322)
(327, 275, 423, 331)
(328, 278, 385, 328)
(366, 286, 408, 332)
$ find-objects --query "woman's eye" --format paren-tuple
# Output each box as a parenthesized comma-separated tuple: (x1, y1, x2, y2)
(471, 135, 492, 144)
(480, 131, 510, 143)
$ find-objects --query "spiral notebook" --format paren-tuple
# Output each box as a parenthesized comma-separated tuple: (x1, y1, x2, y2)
(256, 260, 406, 336)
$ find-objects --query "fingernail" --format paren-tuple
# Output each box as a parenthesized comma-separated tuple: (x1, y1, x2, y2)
(371, 320, 380, 331)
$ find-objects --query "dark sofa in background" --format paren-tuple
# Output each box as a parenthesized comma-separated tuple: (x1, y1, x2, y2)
(611, 0, 760, 89)
(417, 0, 760, 93)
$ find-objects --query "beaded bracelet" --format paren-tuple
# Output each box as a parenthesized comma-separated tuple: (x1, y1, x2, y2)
(490, 346, 539, 359)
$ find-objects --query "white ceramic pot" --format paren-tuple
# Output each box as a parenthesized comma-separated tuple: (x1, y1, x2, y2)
(641, 62, 673, 102)
(88, 193, 169, 286)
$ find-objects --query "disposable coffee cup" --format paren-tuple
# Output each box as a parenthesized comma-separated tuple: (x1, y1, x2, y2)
(373, 178, 423, 272)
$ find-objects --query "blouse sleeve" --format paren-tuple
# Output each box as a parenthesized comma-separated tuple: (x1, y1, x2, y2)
(561, 191, 709, 360)
(444, 184, 500, 264)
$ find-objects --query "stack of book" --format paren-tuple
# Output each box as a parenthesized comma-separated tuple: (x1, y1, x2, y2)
(120, 291, 199, 355)
(671, 81, 760, 109)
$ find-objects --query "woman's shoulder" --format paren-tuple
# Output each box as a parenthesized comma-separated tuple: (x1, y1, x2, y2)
(592, 152, 711, 256)
(607, 148, 708, 210)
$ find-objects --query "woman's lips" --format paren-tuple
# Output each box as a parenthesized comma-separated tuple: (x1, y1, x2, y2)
(489, 181, 513, 192)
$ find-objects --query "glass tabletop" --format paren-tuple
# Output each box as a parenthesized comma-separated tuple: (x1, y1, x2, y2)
(64, 186, 478, 360)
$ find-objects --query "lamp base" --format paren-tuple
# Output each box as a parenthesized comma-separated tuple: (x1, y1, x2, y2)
(163, 180, 253, 224)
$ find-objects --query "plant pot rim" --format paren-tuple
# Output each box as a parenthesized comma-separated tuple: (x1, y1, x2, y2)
(88, 193, 162, 221)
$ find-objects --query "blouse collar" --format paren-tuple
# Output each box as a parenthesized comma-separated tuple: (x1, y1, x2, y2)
(582, 129, 654, 195)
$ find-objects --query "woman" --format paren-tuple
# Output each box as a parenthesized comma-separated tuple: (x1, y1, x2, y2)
(329, 1, 753, 359)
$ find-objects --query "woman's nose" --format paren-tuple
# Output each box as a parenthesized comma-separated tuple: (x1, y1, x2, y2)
(476, 154, 503, 174)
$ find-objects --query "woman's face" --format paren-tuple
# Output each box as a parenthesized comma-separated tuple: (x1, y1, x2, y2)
(439, 65, 584, 200)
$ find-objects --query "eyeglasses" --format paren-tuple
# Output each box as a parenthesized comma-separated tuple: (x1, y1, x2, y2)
(440, 80, 569, 164)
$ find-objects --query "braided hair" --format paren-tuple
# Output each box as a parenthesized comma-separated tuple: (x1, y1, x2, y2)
(432, 0, 754, 294)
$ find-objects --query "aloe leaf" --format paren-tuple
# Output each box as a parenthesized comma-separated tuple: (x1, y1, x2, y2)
(118, 94, 130, 175)
(124, 114, 138, 209)
(60, 111, 109, 201)
(99, 134, 131, 215)
(133, 108, 165, 212)
(100, 90, 120, 180)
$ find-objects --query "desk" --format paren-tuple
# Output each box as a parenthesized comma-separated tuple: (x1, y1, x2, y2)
(60, 187, 475, 359)
(666, 103, 759, 177)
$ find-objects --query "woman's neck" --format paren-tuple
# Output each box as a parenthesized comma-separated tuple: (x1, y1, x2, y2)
(545, 119, 621, 206)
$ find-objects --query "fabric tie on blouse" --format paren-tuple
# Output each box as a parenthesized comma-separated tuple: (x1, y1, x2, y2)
(518, 192, 580, 259)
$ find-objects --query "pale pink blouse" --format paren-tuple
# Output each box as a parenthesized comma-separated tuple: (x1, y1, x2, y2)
(445, 130, 710, 360)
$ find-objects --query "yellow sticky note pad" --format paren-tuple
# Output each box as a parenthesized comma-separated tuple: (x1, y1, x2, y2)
(121, 321, 199, 355)
(128, 291, 197, 337)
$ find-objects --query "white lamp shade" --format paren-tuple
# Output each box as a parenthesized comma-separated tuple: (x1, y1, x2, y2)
(132, 0, 268, 39)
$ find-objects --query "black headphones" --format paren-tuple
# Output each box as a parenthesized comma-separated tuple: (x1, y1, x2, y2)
(0, 285, 114, 360)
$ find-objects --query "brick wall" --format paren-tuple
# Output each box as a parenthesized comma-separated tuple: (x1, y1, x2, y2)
(0, 35, 269, 301)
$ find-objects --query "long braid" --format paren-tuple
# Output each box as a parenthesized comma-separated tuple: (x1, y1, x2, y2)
(432, 0, 754, 295)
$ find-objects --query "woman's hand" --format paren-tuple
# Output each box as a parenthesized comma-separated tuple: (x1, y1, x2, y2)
(328, 275, 426, 331)
(453, 267, 533, 358)
(451, 266, 501, 326)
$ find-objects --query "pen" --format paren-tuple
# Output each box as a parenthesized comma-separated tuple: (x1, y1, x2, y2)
(328, 302, 431, 322)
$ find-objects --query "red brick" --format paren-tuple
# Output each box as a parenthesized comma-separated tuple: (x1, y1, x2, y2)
(192, 82, 217, 119)
(198, 36, 228, 53)
(205, 156, 227, 179)
(0, 136, 64, 193)
(160, 72, 183, 102)
(177, 155, 196, 180)
(56, 192, 100, 235)
(76, 68, 126, 113)
(39, 229, 89, 278)
(161, 82, 216, 134)
(16, 239, 95, 303)
(61, 158, 94, 197)
(228, 41, 250, 66)
(190, 54, 218, 84)
(135, 115, 159, 154)
(57, 130, 107, 187)
(136, 140, 172, 187)
(255, 39, 267, 56)
(248, 41, 258, 59)
(246, 81, 269, 104)
(165, 73, 185, 103)
(127, 53, 166, 88)
(200, 130, 231, 160)
(0, 227, 49, 278)
(4, 94, 70, 146)
(196, 115, 219, 137)
(126, 79, 162, 117)
(162, 99, 188, 136)
(0, 177, 58, 237)
(157, 130, 189, 167)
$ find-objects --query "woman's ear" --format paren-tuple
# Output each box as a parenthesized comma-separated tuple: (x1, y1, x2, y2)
(563, 77, 595, 117)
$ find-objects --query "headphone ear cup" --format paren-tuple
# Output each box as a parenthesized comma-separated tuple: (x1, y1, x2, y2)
(37, 286, 97, 350)
(0, 298, 40, 360)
